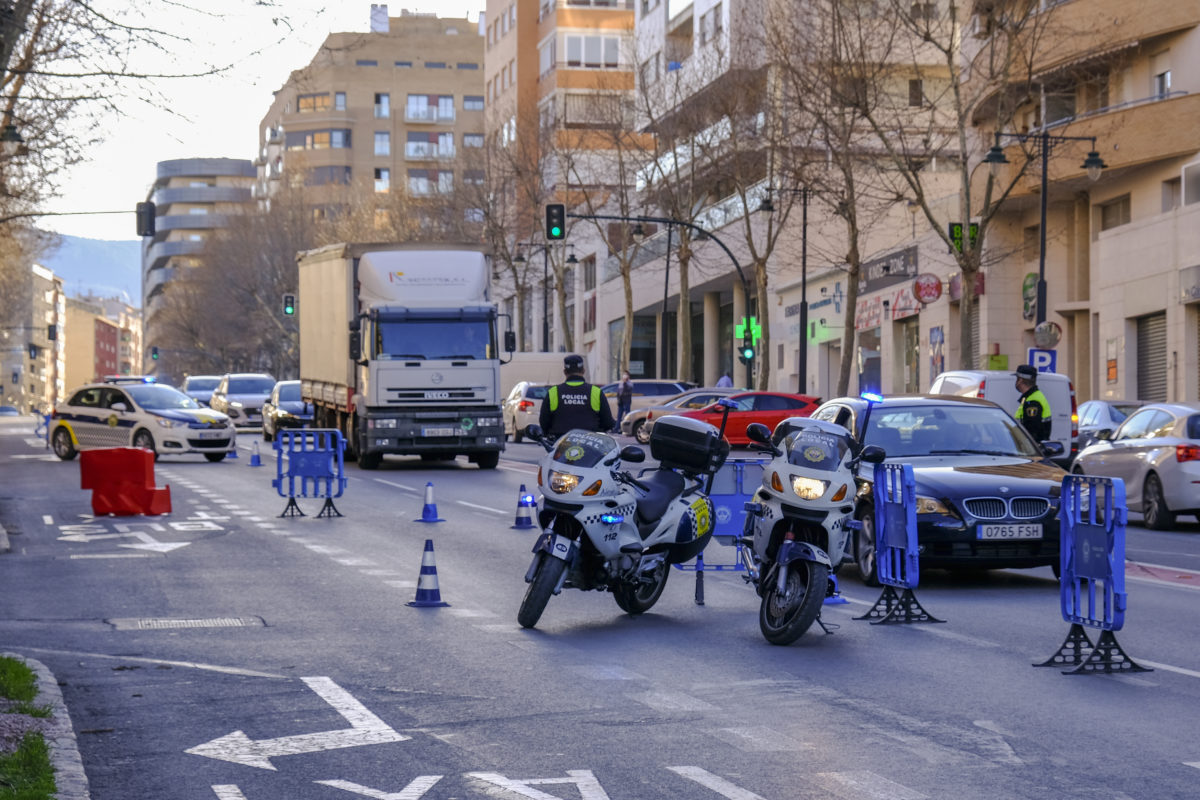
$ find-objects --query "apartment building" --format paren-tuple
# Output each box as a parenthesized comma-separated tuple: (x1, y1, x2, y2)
(140, 157, 257, 376)
(1, 263, 64, 412)
(63, 297, 119, 388)
(256, 7, 486, 223)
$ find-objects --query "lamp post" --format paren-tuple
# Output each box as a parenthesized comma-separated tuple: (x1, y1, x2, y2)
(758, 186, 810, 394)
(983, 131, 1107, 326)
(567, 212, 755, 387)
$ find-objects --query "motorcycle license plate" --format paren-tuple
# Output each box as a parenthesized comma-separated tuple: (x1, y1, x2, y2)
(547, 534, 575, 561)
(978, 524, 1043, 540)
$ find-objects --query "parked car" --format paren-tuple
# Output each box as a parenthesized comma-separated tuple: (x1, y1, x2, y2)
(1076, 399, 1147, 452)
(600, 379, 695, 414)
(675, 391, 821, 445)
(810, 394, 1067, 583)
(929, 369, 1078, 466)
(503, 381, 549, 443)
(208, 373, 276, 428)
(626, 387, 738, 443)
(49, 377, 235, 462)
(1072, 402, 1200, 530)
(0, 405, 19, 416)
(181, 374, 222, 406)
(261, 380, 314, 441)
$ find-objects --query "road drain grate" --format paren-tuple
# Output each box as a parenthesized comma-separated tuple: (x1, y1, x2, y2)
(108, 617, 264, 630)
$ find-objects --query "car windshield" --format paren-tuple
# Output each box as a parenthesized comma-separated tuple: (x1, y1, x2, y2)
(551, 430, 616, 468)
(1111, 403, 1142, 422)
(277, 383, 302, 402)
(865, 404, 1042, 458)
(184, 377, 219, 392)
(126, 384, 200, 411)
(228, 377, 276, 394)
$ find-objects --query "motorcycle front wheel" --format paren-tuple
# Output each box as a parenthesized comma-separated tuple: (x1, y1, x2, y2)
(759, 560, 829, 646)
(518, 553, 567, 629)
(612, 558, 670, 615)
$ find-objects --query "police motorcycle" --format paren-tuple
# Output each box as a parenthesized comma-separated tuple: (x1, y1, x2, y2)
(739, 417, 886, 645)
(517, 403, 734, 630)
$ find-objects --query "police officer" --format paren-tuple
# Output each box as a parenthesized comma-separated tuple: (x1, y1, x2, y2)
(539, 354, 616, 438)
(1014, 364, 1052, 443)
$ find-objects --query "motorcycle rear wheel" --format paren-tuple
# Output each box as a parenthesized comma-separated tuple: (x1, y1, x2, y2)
(612, 558, 670, 614)
(518, 554, 566, 629)
(758, 560, 829, 646)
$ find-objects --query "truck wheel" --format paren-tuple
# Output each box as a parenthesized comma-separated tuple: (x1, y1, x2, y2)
(475, 451, 500, 470)
(358, 452, 381, 470)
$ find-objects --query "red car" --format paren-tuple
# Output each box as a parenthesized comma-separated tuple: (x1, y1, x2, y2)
(676, 391, 821, 445)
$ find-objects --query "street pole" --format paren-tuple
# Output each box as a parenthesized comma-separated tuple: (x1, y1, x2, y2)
(798, 188, 809, 395)
(542, 246, 549, 351)
(662, 226, 672, 379)
(1036, 132, 1049, 326)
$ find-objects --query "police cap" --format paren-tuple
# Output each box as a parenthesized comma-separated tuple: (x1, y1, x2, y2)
(563, 354, 585, 373)
(1014, 364, 1038, 381)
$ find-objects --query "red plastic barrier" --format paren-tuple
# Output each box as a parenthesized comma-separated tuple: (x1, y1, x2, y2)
(79, 447, 171, 516)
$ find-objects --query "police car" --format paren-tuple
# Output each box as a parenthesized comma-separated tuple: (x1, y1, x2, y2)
(49, 377, 237, 462)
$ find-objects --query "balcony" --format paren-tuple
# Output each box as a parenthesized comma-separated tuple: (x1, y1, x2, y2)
(404, 143, 456, 160)
(404, 107, 456, 124)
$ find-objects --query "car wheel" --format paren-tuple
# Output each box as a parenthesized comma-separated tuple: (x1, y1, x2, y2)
(855, 507, 880, 586)
(52, 427, 77, 461)
(204, 453, 226, 463)
(513, 421, 523, 444)
(633, 419, 650, 444)
(132, 429, 158, 460)
(1143, 473, 1175, 530)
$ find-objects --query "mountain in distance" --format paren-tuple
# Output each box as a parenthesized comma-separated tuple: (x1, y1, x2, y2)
(38, 233, 142, 307)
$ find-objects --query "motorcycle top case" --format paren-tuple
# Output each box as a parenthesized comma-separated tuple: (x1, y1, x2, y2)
(650, 415, 729, 475)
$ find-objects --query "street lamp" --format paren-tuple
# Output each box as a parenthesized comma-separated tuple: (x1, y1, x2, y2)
(758, 186, 811, 394)
(983, 130, 1107, 325)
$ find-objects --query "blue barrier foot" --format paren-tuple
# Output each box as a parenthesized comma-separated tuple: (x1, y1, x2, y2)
(1062, 629, 1152, 675)
(856, 585, 944, 625)
(316, 498, 343, 518)
(279, 497, 305, 518)
(1034, 622, 1094, 668)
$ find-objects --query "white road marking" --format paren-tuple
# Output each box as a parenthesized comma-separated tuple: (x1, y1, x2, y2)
(467, 770, 610, 800)
(667, 767, 766, 800)
(567, 665, 644, 680)
(315, 776, 444, 798)
(186, 676, 409, 770)
(361, 569, 404, 576)
(13, 647, 285, 678)
(42, 515, 52, 524)
(717, 726, 808, 752)
(1185, 762, 1200, 770)
(211, 786, 248, 800)
(334, 558, 376, 567)
(498, 463, 538, 475)
(1138, 660, 1200, 679)
(446, 608, 497, 618)
(375, 479, 418, 492)
(306, 544, 348, 555)
(634, 689, 716, 713)
(385, 580, 417, 589)
(455, 500, 506, 514)
(69, 553, 156, 560)
(812, 771, 927, 800)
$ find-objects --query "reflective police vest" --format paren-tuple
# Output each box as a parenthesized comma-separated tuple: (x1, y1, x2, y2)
(547, 380, 603, 433)
(1016, 387, 1051, 441)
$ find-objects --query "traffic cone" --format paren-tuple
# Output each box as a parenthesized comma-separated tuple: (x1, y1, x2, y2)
(511, 483, 537, 530)
(249, 440, 263, 467)
(227, 442, 238, 459)
(406, 539, 450, 607)
(414, 481, 444, 523)
(824, 573, 848, 605)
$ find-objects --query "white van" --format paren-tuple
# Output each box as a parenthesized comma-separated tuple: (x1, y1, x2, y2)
(928, 369, 1077, 466)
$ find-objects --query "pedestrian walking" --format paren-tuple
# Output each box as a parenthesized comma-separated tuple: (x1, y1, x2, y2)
(616, 372, 633, 431)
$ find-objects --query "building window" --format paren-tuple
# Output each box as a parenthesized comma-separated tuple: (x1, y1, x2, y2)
(395, 60, 413, 68)
(641, 0, 661, 14)
(457, 62, 479, 70)
(540, 39, 556, 77)
(1154, 69, 1172, 97)
(1098, 195, 1131, 231)
(425, 61, 447, 69)
(285, 129, 351, 150)
(408, 169, 431, 195)
(463, 133, 484, 148)
(335, 91, 346, 110)
(463, 169, 485, 185)
(374, 93, 390, 118)
(910, 2, 936, 22)
(406, 94, 455, 122)
(356, 59, 378, 67)
(375, 168, 390, 193)
(639, 52, 660, 86)
(565, 35, 621, 69)
(463, 95, 485, 111)
(297, 93, 331, 112)
(375, 132, 390, 156)
(583, 255, 596, 291)
(1023, 225, 1040, 261)
(1162, 178, 1181, 212)
(306, 166, 352, 186)
(700, 3, 723, 45)
(908, 79, 923, 107)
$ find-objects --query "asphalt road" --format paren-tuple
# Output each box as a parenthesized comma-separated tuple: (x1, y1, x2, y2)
(2, 417, 1200, 799)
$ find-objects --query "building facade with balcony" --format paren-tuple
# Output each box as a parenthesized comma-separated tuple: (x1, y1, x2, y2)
(1, 264, 65, 412)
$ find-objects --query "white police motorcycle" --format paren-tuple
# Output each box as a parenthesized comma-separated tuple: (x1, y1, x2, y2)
(740, 418, 885, 644)
(518, 411, 731, 629)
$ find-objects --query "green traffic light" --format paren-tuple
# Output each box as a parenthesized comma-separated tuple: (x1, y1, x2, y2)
(742, 347, 754, 359)
(550, 226, 562, 237)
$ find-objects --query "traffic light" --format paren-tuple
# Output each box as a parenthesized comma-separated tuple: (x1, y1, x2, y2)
(282, 293, 296, 316)
(545, 203, 565, 240)
(135, 201, 156, 236)
(151, 346, 159, 360)
(737, 343, 755, 365)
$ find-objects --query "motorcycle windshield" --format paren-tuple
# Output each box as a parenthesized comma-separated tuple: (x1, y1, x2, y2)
(551, 431, 616, 468)
(784, 428, 852, 472)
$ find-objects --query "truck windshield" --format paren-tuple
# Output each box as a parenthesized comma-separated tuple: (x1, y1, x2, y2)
(375, 319, 495, 360)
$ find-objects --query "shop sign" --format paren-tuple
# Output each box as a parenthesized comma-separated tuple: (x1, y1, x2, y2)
(912, 273, 943, 305)
(948, 271, 986, 301)
(859, 246, 918, 294)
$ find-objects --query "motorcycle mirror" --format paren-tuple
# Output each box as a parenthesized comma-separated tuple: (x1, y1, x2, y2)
(524, 423, 543, 440)
(745, 422, 772, 444)
(859, 444, 887, 464)
(619, 445, 645, 463)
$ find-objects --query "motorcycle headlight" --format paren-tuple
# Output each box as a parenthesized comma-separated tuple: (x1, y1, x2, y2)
(791, 476, 829, 500)
(548, 470, 581, 494)
(915, 495, 950, 515)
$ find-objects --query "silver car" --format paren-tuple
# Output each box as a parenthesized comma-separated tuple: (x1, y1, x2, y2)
(1072, 402, 1200, 530)
(208, 372, 277, 428)
(502, 381, 549, 443)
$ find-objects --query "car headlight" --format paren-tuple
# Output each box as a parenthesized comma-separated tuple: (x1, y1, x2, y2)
(155, 417, 184, 429)
(915, 495, 950, 515)
(791, 476, 829, 500)
(229, 400, 244, 408)
(548, 470, 581, 494)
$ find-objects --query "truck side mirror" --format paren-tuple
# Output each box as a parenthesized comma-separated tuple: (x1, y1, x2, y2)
(504, 330, 516, 353)
(349, 329, 362, 361)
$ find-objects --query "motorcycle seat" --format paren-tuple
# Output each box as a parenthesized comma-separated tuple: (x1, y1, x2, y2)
(634, 469, 686, 533)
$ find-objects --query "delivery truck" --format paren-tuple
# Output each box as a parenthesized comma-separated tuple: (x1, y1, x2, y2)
(298, 242, 514, 469)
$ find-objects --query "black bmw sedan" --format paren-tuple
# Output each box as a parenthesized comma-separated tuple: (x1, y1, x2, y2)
(807, 395, 1068, 584)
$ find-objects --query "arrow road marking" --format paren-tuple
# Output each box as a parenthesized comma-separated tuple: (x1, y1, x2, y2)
(315, 776, 444, 798)
(186, 676, 409, 770)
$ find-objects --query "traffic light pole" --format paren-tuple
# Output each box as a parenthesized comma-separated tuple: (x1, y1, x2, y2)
(566, 212, 754, 387)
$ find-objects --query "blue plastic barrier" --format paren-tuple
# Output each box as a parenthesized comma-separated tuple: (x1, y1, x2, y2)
(856, 462, 942, 624)
(272, 429, 347, 518)
(34, 412, 50, 448)
(1037, 474, 1149, 673)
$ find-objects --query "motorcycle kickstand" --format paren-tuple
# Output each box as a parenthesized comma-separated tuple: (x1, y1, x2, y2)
(815, 614, 838, 635)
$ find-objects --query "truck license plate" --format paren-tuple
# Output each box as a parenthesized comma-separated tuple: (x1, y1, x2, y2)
(422, 427, 457, 436)
(978, 524, 1043, 540)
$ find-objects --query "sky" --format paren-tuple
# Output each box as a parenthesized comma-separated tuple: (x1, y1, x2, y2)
(41, 1, 485, 241)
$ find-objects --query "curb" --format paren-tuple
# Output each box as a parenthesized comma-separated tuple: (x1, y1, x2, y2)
(2, 652, 91, 800)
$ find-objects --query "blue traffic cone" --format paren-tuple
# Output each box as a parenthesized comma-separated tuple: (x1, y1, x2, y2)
(227, 442, 238, 459)
(511, 483, 537, 530)
(414, 481, 444, 523)
(824, 573, 848, 605)
(407, 539, 450, 607)
(248, 440, 263, 467)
